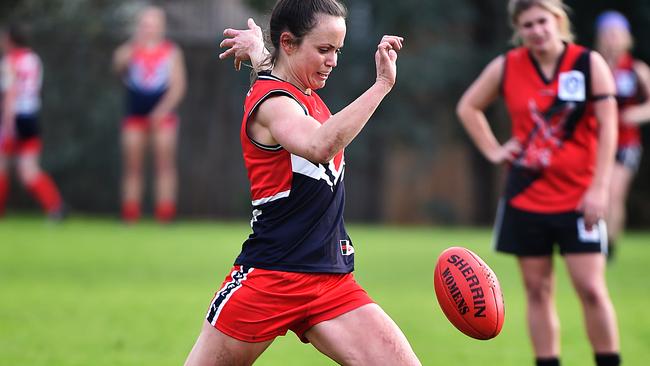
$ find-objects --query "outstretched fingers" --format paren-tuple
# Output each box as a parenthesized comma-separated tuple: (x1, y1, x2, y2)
(218, 18, 264, 71)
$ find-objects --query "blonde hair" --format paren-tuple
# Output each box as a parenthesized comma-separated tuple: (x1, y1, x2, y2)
(508, 0, 574, 45)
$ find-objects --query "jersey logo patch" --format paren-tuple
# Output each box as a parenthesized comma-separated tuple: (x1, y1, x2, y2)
(340, 240, 354, 256)
(558, 71, 585, 102)
(615, 70, 637, 97)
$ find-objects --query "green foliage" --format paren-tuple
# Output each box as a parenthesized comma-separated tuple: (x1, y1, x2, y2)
(1, 216, 649, 365)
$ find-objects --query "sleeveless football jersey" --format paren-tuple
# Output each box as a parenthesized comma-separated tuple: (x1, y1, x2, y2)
(124, 41, 174, 115)
(1, 48, 42, 116)
(614, 53, 645, 147)
(501, 43, 598, 213)
(235, 72, 353, 273)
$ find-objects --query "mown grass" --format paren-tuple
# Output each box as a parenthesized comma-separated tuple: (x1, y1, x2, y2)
(1, 215, 648, 365)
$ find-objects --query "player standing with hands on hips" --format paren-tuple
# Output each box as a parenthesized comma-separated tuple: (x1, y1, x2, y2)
(594, 10, 650, 261)
(457, 1, 620, 365)
(184, 0, 421, 365)
(0, 23, 64, 219)
(113, 5, 186, 224)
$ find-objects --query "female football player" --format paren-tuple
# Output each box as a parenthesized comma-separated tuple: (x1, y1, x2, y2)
(457, 1, 620, 365)
(113, 5, 186, 223)
(595, 10, 650, 261)
(184, 1, 420, 365)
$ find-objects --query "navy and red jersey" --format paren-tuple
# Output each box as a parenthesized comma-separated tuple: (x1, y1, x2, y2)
(614, 53, 646, 147)
(1, 47, 42, 117)
(501, 43, 599, 213)
(123, 41, 175, 116)
(235, 72, 353, 273)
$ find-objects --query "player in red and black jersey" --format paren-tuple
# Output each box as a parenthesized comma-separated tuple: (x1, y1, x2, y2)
(595, 11, 650, 261)
(184, 1, 420, 365)
(113, 6, 186, 223)
(457, 1, 620, 366)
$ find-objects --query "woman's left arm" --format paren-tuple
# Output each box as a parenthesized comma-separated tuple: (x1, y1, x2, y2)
(150, 46, 187, 123)
(580, 51, 617, 228)
(621, 60, 650, 125)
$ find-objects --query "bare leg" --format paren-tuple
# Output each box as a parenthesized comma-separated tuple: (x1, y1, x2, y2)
(121, 128, 147, 220)
(152, 124, 177, 221)
(518, 256, 560, 358)
(304, 303, 421, 366)
(564, 253, 619, 353)
(16, 152, 41, 185)
(184, 320, 273, 366)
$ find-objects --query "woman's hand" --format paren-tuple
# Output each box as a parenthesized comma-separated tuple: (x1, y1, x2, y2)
(578, 183, 608, 230)
(487, 138, 521, 164)
(219, 18, 267, 71)
(375, 35, 403, 92)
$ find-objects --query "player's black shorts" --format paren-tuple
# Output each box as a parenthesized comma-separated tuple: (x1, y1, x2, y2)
(493, 201, 607, 257)
(615, 145, 642, 173)
(15, 114, 40, 141)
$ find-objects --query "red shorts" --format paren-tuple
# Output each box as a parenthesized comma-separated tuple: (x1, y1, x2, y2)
(206, 266, 374, 343)
(122, 114, 178, 131)
(0, 137, 42, 155)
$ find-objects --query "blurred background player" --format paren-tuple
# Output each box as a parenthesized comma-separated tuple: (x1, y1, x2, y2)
(184, 1, 420, 365)
(457, 1, 620, 365)
(112, 5, 186, 223)
(0, 23, 64, 219)
(595, 10, 650, 261)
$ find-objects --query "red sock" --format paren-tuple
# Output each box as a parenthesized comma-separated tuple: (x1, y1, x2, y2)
(27, 173, 62, 214)
(0, 173, 9, 216)
(155, 201, 176, 223)
(122, 201, 141, 223)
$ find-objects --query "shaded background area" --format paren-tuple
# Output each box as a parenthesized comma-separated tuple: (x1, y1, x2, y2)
(1, 0, 649, 227)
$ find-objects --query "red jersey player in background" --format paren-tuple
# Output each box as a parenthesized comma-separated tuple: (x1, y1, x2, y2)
(0, 23, 64, 219)
(184, 0, 421, 365)
(595, 10, 650, 261)
(112, 5, 186, 223)
(457, 1, 620, 366)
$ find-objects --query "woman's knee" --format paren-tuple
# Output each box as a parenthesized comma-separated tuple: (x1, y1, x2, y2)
(575, 283, 608, 307)
(17, 160, 40, 185)
(523, 279, 554, 305)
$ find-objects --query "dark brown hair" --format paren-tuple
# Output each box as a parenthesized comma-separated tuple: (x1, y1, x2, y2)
(265, 0, 347, 66)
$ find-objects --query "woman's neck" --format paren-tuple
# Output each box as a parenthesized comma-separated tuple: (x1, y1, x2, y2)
(273, 62, 309, 94)
(530, 39, 565, 67)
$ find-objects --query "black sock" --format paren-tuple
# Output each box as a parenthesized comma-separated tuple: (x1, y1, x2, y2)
(595, 353, 620, 366)
(536, 357, 560, 366)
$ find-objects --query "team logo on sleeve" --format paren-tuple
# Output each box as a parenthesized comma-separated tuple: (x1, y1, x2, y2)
(340, 240, 355, 256)
(558, 71, 585, 102)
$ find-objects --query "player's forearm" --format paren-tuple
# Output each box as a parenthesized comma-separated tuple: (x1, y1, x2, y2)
(457, 107, 501, 163)
(112, 44, 131, 75)
(153, 83, 185, 116)
(1, 93, 15, 126)
(622, 103, 650, 125)
(310, 82, 391, 162)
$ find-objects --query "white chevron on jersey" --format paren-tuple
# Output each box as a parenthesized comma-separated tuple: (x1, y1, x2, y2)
(251, 190, 291, 206)
(291, 154, 345, 188)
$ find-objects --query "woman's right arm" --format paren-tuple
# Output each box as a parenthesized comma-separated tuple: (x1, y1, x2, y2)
(0, 59, 16, 140)
(456, 56, 520, 164)
(112, 43, 132, 76)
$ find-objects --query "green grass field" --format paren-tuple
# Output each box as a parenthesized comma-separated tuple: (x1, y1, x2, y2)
(1, 215, 649, 365)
